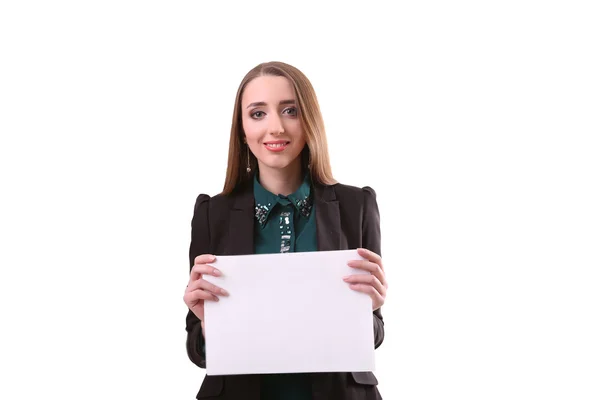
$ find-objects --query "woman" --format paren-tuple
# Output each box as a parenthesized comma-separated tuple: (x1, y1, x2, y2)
(183, 61, 388, 400)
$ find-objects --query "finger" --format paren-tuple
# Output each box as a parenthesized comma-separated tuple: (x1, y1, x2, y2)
(343, 274, 386, 297)
(347, 259, 379, 273)
(194, 254, 216, 265)
(183, 289, 219, 305)
(187, 278, 229, 296)
(347, 260, 385, 287)
(348, 283, 385, 309)
(357, 248, 383, 270)
(190, 263, 222, 281)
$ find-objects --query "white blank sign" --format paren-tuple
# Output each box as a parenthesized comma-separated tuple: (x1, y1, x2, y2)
(203, 249, 375, 376)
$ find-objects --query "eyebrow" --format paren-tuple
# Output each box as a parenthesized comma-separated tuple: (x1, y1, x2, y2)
(246, 99, 296, 109)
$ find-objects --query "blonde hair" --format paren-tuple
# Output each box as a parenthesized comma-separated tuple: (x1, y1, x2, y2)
(221, 61, 336, 195)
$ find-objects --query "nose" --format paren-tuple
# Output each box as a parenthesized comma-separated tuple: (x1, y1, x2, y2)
(267, 114, 284, 136)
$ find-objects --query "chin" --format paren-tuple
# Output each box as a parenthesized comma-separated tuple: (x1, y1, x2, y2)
(259, 157, 300, 171)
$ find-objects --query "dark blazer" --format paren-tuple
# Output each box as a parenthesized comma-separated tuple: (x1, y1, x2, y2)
(186, 180, 385, 400)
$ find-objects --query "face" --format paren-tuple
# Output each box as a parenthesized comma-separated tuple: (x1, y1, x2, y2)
(241, 75, 306, 174)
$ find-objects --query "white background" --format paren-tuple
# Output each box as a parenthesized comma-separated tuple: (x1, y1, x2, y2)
(1, 1, 599, 399)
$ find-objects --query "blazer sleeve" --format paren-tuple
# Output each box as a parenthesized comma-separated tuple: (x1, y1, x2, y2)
(185, 194, 211, 368)
(362, 186, 385, 349)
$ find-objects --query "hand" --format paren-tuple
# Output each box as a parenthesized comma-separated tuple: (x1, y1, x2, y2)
(344, 248, 388, 311)
(183, 254, 229, 337)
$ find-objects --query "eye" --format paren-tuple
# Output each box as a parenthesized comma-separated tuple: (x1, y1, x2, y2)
(251, 110, 265, 119)
(283, 107, 297, 116)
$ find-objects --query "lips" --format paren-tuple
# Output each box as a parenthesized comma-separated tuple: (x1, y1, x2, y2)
(264, 141, 290, 152)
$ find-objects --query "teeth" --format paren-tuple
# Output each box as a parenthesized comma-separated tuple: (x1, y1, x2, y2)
(266, 143, 287, 148)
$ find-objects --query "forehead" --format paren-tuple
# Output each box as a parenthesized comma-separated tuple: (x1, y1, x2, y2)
(242, 75, 296, 106)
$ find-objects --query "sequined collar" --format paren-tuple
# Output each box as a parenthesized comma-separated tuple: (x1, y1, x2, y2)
(253, 173, 313, 227)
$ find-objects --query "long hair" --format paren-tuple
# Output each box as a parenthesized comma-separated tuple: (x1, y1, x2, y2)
(221, 61, 336, 195)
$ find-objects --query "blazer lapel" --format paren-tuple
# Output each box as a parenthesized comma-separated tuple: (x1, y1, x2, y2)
(226, 183, 255, 255)
(314, 184, 341, 251)
(225, 182, 340, 254)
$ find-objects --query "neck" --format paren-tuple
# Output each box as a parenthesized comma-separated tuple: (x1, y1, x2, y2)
(257, 160, 303, 196)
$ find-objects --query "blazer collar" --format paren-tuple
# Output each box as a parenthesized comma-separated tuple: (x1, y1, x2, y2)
(313, 183, 341, 251)
(226, 181, 341, 255)
(226, 182, 255, 255)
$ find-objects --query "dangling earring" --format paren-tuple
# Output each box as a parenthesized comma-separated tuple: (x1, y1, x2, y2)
(246, 145, 252, 173)
(307, 152, 312, 170)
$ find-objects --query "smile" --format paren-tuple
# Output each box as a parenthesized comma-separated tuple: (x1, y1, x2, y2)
(264, 141, 290, 152)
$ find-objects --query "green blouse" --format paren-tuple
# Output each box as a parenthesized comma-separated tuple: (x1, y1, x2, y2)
(253, 173, 316, 400)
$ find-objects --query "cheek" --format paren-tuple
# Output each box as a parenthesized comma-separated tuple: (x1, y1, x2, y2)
(242, 119, 260, 142)
(285, 120, 305, 141)
(295, 132, 307, 148)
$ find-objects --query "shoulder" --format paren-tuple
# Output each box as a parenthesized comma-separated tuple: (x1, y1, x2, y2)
(317, 182, 378, 215)
(192, 192, 228, 210)
(192, 193, 238, 223)
(331, 182, 377, 200)
(330, 183, 381, 250)
(192, 182, 252, 213)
